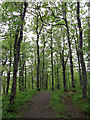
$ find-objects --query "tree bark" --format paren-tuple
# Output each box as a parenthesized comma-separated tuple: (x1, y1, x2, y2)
(10, 2, 28, 105)
(77, 2, 87, 98)
(25, 65, 27, 89)
(36, 11, 40, 90)
(21, 53, 25, 91)
(64, 3, 75, 88)
(42, 34, 46, 89)
(55, 57, 60, 89)
(73, 28, 82, 86)
(31, 64, 33, 89)
(45, 73, 48, 89)
(61, 50, 67, 91)
(19, 57, 22, 91)
(51, 28, 54, 90)
(6, 39, 12, 95)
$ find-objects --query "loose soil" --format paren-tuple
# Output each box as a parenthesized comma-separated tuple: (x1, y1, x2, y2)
(17, 91, 56, 118)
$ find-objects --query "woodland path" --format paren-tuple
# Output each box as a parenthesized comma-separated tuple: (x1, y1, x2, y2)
(17, 91, 56, 118)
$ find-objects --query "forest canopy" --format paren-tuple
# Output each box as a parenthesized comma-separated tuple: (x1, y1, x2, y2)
(0, 0, 89, 119)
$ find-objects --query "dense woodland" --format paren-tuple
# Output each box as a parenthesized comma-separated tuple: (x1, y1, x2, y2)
(0, 1, 90, 119)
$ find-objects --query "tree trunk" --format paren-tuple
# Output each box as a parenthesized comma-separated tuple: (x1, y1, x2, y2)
(10, 45, 19, 104)
(21, 53, 25, 91)
(61, 50, 67, 91)
(77, 2, 87, 98)
(51, 28, 54, 90)
(62, 64, 67, 91)
(42, 34, 45, 89)
(64, 3, 75, 88)
(6, 35, 12, 95)
(45, 73, 48, 89)
(36, 13, 40, 90)
(31, 64, 33, 89)
(3, 77, 6, 94)
(25, 65, 27, 89)
(19, 57, 22, 91)
(73, 29, 82, 86)
(10, 2, 28, 105)
(57, 66, 60, 89)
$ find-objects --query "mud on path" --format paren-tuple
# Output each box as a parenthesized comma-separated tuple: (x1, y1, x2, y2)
(17, 91, 56, 118)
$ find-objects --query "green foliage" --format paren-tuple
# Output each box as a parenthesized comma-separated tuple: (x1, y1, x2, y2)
(66, 86, 89, 118)
(50, 90, 67, 118)
(50, 85, 89, 118)
(72, 90, 89, 115)
(2, 89, 37, 118)
(1, 1, 89, 119)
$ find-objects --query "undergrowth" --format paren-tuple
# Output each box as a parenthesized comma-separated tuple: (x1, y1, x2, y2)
(2, 89, 37, 119)
(50, 89, 68, 119)
(50, 86, 89, 119)
(68, 87, 90, 118)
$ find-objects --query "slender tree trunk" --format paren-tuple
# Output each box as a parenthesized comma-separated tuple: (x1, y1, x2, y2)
(54, 64, 57, 89)
(28, 79, 30, 89)
(61, 50, 67, 91)
(36, 13, 40, 90)
(45, 73, 48, 89)
(49, 78, 51, 90)
(68, 73, 70, 88)
(19, 57, 22, 91)
(32, 75, 33, 89)
(25, 65, 27, 89)
(62, 64, 67, 91)
(10, 45, 19, 104)
(3, 86, 5, 94)
(64, 3, 75, 88)
(31, 64, 33, 89)
(87, 2, 90, 87)
(57, 66, 60, 89)
(21, 53, 25, 91)
(3, 77, 6, 94)
(40, 73, 41, 89)
(51, 29, 54, 90)
(73, 29, 82, 86)
(10, 2, 28, 105)
(6, 41, 12, 94)
(56, 56, 60, 89)
(77, 2, 87, 98)
(42, 34, 45, 89)
(2, 52, 7, 95)
(6, 71, 11, 94)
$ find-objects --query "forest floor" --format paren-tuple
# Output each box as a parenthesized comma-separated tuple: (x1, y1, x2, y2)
(16, 91, 87, 119)
(61, 91, 85, 118)
(17, 91, 56, 118)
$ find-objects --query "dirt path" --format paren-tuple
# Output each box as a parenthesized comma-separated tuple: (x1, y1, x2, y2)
(18, 91, 56, 118)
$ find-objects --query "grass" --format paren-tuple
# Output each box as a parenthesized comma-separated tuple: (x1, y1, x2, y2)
(68, 87, 90, 118)
(50, 86, 89, 119)
(2, 89, 37, 119)
(50, 89, 67, 119)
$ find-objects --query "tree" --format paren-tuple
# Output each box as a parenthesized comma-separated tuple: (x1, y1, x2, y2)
(6, 33, 12, 94)
(62, 3, 75, 88)
(50, 28, 54, 90)
(10, 2, 28, 104)
(77, 1, 87, 98)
